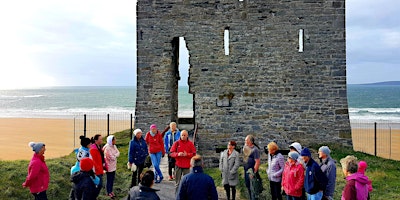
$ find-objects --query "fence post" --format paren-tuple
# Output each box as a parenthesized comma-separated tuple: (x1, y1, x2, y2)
(374, 122, 377, 156)
(130, 113, 133, 139)
(84, 114, 87, 137)
(107, 113, 110, 136)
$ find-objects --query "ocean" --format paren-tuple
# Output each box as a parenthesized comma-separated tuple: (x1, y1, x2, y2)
(0, 85, 399, 122)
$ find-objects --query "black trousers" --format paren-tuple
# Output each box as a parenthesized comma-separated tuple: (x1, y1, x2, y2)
(32, 190, 48, 200)
(224, 184, 236, 200)
(130, 163, 145, 188)
(168, 155, 176, 177)
(269, 181, 283, 200)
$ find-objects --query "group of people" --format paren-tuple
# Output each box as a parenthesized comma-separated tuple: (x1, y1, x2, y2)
(262, 141, 373, 200)
(127, 122, 217, 200)
(218, 135, 374, 200)
(22, 126, 373, 200)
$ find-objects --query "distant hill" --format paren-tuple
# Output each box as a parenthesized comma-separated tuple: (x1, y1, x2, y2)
(358, 81, 400, 86)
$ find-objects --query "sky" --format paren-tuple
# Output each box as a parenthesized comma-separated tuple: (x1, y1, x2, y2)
(0, 0, 399, 89)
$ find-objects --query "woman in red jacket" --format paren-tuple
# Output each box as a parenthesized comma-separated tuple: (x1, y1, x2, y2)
(90, 134, 105, 198)
(23, 142, 50, 200)
(282, 151, 304, 200)
(145, 124, 165, 183)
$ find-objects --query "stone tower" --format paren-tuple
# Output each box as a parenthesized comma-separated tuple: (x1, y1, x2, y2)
(135, 0, 351, 165)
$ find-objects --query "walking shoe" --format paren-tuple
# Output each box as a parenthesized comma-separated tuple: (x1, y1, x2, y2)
(168, 176, 174, 181)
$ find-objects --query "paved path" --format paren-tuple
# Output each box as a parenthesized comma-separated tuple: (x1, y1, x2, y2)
(152, 156, 177, 199)
(124, 156, 240, 199)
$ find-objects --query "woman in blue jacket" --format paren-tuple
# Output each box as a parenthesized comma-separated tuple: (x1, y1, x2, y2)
(128, 129, 149, 188)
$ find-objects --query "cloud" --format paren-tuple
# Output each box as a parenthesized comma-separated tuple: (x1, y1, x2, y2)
(346, 0, 400, 83)
(0, 1, 136, 87)
(0, 0, 398, 87)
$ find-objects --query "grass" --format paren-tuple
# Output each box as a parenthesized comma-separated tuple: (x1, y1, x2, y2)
(1, 131, 400, 199)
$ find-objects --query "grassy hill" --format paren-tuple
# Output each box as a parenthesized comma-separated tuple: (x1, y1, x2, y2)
(1, 130, 399, 199)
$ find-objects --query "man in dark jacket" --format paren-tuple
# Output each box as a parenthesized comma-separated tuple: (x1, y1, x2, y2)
(128, 170, 160, 200)
(177, 155, 218, 200)
(301, 148, 328, 200)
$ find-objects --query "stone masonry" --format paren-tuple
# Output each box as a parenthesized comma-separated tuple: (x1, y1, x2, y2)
(135, 0, 351, 166)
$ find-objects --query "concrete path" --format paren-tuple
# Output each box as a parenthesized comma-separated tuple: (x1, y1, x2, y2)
(124, 156, 241, 199)
(152, 156, 177, 199)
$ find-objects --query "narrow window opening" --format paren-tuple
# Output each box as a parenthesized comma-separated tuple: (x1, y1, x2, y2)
(178, 37, 193, 119)
(224, 28, 230, 55)
(299, 29, 304, 52)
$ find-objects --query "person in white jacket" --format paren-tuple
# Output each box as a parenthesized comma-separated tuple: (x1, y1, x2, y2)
(103, 135, 120, 198)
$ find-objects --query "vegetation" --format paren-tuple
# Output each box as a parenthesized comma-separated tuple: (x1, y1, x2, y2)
(1, 130, 399, 199)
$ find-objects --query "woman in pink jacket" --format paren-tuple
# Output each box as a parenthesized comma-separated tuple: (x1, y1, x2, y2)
(282, 151, 304, 200)
(103, 135, 120, 198)
(22, 142, 50, 200)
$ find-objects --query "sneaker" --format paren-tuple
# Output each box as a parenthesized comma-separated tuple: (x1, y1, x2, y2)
(168, 176, 174, 181)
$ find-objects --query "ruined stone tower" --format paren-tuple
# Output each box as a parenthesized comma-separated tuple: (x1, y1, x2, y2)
(135, 0, 351, 165)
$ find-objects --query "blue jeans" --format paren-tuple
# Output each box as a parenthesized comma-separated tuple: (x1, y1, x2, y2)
(150, 152, 163, 180)
(106, 171, 116, 194)
(306, 191, 323, 200)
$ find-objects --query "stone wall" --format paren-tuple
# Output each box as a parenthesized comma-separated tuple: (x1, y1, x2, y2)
(135, 0, 351, 166)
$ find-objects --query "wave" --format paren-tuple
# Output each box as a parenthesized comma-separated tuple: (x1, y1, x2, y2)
(0, 107, 135, 119)
(349, 107, 400, 122)
(0, 106, 398, 123)
(0, 94, 44, 99)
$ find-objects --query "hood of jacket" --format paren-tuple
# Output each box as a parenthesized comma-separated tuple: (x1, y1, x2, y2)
(346, 172, 370, 185)
(107, 135, 114, 145)
(71, 171, 91, 184)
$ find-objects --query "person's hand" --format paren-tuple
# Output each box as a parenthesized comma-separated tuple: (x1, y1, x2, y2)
(22, 182, 26, 188)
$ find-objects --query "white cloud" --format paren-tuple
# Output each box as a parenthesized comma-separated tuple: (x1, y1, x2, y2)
(346, 0, 400, 83)
(0, 1, 137, 87)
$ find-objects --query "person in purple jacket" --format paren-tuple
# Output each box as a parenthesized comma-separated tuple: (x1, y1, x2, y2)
(340, 155, 370, 200)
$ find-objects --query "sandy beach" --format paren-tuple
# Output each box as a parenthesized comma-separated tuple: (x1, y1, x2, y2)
(352, 128, 400, 161)
(0, 118, 131, 161)
(1, 118, 399, 161)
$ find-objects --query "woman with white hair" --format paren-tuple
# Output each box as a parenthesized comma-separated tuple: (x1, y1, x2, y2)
(340, 155, 370, 200)
(128, 129, 149, 187)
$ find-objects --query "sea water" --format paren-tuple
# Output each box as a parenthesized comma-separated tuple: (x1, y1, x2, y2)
(0, 85, 399, 122)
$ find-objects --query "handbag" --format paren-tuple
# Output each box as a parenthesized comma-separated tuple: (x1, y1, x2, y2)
(253, 172, 264, 194)
(144, 155, 152, 168)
